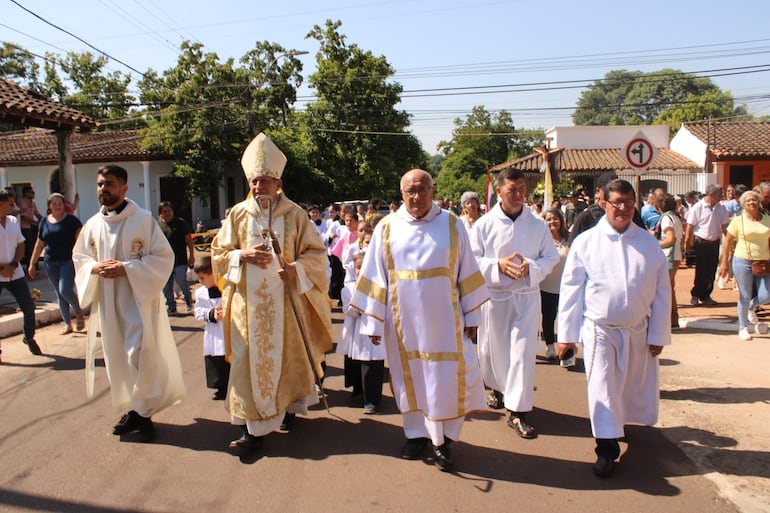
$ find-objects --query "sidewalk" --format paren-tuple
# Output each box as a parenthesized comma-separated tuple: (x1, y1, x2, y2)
(0, 269, 78, 339)
(0, 262, 745, 338)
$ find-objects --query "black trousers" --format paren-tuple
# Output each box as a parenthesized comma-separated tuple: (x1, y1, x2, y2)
(540, 290, 559, 345)
(344, 356, 385, 406)
(329, 255, 344, 300)
(204, 355, 230, 392)
(691, 239, 720, 300)
(0, 277, 36, 340)
(595, 438, 620, 460)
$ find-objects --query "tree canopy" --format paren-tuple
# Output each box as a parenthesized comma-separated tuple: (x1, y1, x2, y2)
(435, 106, 543, 201)
(573, 68, 744, 127)
(302, 20, 425, 202)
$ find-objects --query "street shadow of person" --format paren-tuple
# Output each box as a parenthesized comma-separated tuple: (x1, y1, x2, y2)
(660, 425, 770, 479)
(0, 355, 104, 371)
(661, 386, 770, 404)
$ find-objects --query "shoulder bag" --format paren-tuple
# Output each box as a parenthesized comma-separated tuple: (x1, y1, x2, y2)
(743, 215, 770, 277)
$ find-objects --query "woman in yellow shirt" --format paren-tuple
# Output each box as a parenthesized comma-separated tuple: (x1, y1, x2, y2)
(718, 190, 770, 340)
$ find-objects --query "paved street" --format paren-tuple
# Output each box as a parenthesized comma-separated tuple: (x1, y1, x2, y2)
(1, 292, 765, 513)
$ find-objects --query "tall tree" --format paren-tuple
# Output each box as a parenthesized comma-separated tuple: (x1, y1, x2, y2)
(304, 20, 425, 201)
(138, 41, 304, 201)
(436, 106, 543, 200)
(573, 68, 740, 126)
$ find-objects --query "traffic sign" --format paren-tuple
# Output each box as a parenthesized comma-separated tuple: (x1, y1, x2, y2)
(623, 131, 658, 173)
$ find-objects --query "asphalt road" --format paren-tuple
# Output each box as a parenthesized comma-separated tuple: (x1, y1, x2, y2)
(0, 306, 747, 513)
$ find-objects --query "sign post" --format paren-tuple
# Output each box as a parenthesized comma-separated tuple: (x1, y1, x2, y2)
(623, 130, 658, 203)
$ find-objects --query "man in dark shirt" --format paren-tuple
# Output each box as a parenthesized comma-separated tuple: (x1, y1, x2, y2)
(158, 201, 195, 313)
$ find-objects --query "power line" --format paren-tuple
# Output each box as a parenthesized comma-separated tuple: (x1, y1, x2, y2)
(8, 0, 145, 77)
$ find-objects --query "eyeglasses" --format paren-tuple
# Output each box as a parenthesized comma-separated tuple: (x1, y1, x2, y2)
(606, 199, 636, 209)
(402, 187, 432, 198)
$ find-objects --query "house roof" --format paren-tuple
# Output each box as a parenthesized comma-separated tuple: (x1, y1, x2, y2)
(0, 129, 171, 166)
(681, 121, 770, 158)
(0, 77, 97, 130)
(488, 148, 702, 174)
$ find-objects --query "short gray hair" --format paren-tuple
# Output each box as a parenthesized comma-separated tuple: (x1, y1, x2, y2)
(460, 191, 479, 205)
(705, 184, 723, 196)
(740, 189, 760, 207)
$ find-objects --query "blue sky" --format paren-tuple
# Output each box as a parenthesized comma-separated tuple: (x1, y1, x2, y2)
(2, 0, 769, 152)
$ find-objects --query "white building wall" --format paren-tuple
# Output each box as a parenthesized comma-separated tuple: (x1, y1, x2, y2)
(669, 127, 708, 168)
(546, 125, 671, 150)
(4, 160, 173, 219)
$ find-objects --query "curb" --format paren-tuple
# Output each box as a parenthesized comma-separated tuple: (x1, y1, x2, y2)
(0, 304, 63, 339)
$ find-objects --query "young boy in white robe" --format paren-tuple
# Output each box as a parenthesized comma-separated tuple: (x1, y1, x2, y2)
(338, 251, 386, 414)
(193, 256, 230, 401)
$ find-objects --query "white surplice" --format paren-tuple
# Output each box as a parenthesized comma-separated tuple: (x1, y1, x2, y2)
(470, 204, 559, 412)
(73, 200, 186, 417)
(350, 204, 489, 444)
(558, 217, 671, 439)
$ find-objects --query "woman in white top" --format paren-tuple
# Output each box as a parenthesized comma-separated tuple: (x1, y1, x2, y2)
(657, 193, 684, 329)
(539, 207, 569, 362)
(459, 191, 482, 232)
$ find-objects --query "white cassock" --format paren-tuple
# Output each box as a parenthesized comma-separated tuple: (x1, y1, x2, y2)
(73, 199, 186, 417)
(558, 217, 671, 439)
(338, 281, 387, 361)
(470, 204, 559, 412)
(350, 204, 489, 446)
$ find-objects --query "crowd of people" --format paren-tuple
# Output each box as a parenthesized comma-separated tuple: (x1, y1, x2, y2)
(3, 133, 767, 479)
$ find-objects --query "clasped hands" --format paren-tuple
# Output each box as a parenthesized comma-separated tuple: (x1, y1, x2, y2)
(93, 259, 126, 279)
(240, 244, 297, 282)
(498, 252, 528, 280)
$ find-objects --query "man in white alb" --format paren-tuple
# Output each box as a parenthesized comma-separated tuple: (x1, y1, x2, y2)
(558, 179, 671, 477)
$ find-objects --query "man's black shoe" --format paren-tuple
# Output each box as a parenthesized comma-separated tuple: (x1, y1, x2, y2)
(23, 337, 42, 356)
(593, 455, 615, 477)
(228, 430, 264, 454)
(433, 441, 453, 471)
(113, 411, 141, 435)
(133, 416, 155, 443)
(400, 437, 429, 460)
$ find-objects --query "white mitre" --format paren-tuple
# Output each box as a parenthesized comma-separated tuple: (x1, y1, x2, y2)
(241, 132, 287, 180)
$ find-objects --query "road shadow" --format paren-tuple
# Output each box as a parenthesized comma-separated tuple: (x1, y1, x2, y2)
(0, 354, 104, 371)
(661, 386, 770, 404)
(661, 425, 770, 479)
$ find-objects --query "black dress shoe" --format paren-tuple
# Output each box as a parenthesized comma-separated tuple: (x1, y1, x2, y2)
(133, 416, 155, 443)
(593, 455, 615, 477)
(433, 441, 453, 471)
(113, 410, 141, 435)
(211, 390, 226, 400)
(400, 437, 429, 460)
(228, 430, 264, 454)
(23, 337, 42, 356)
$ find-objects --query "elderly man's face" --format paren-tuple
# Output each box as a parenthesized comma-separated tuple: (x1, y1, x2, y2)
(250, 175, 281, 204)
(400, 171, 434, 219)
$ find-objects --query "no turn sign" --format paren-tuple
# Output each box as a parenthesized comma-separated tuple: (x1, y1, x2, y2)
(623, 131, 658, 173)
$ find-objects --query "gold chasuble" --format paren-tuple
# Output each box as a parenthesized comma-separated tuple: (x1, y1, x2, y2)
(211, 193, 332, 422)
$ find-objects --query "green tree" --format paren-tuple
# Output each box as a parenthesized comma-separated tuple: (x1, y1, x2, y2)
(138, 41, 304, 202)
(0, 42, 41, 89)
(656, 89, 748, 130)
(436, 106, 543, 201)
(304, 20, 425, 202)
(573, 68, 739, 126)
(54, 51, 134, 122)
